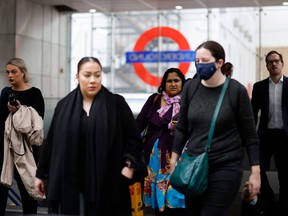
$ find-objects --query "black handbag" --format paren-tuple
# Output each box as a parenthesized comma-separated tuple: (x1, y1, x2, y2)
(170, 77, 230, 197)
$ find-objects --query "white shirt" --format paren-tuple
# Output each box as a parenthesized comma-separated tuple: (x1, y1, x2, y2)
(268, 76, 284, 129)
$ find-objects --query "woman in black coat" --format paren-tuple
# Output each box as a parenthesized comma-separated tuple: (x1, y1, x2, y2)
(35, 57, 144, 215)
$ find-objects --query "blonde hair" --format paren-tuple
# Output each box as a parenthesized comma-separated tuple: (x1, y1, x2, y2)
(6, 58, 30, 83)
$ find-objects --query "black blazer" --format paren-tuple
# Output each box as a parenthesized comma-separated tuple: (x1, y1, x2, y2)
(251, 76, 288, 138)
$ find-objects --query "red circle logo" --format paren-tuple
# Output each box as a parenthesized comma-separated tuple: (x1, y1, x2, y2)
(133, 27, 191, 87)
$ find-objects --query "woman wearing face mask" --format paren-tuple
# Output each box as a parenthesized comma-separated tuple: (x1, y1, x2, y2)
(170, 41, 260, 216)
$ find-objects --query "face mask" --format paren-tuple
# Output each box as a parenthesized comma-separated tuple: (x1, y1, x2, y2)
(195, 62, 217, 80)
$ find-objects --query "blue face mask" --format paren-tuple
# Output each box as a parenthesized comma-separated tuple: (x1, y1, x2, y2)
(195, 62, 217, 80)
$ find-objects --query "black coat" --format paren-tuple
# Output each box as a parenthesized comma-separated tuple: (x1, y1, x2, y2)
(36, 86, 143, 215)
(251, 76, 288, 138)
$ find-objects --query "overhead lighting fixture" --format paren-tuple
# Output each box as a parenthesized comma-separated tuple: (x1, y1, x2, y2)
(89, 8, 96, 13)
(283, 1, 288, 5)
(175, 5, 183, 10)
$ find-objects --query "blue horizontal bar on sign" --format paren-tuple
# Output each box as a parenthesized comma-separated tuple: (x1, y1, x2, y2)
(126, 50, 195, 63)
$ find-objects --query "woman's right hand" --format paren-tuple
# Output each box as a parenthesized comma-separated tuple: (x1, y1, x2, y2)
(7, 100, 20, 113)
(34, 177, 46, 198)
(248, 165, 261, 197)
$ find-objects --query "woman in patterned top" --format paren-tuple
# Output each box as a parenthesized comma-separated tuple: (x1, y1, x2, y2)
(136, 67, 186, 216)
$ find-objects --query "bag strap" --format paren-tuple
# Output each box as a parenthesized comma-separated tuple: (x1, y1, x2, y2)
(205, 77, 230, 152)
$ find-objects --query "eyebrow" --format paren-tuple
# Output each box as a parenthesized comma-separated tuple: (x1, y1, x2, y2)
(6, 69, 18, 72)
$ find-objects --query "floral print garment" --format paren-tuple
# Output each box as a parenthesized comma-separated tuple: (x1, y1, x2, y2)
(143, 139, 185, 211)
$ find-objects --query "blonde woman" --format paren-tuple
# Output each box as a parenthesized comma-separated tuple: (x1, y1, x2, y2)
(0, 58, 45, 215)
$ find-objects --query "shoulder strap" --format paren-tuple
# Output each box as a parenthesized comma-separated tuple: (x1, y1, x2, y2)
(206, 77, 231, 152)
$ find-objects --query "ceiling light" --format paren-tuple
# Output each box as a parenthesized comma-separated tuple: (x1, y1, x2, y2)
(175, 5, 183, 10)
(89, 9, 96, 13)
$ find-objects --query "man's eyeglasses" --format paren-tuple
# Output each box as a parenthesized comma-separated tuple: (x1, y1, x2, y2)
(267, 59, 282, 65)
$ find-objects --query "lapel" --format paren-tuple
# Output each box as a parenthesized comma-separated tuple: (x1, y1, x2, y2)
(282, 76, 288, 108)
(263, 78, 270, 111)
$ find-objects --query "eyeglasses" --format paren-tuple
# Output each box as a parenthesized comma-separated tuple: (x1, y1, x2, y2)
(267, 59, 282, 65)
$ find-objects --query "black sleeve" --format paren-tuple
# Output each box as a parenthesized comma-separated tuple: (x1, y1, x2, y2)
(118, 95, 143, 163)
(172, 80, 191, 154)
(135, 93, 159, 133)
(238, 84, 260, 166)
(35, 103, 59, 179)
(30, 88, 45, 119)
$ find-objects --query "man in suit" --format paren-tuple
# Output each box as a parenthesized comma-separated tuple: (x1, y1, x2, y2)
(251, 50, 288, 216)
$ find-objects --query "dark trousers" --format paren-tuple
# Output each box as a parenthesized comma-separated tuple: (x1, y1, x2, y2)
(0, 167, 37, 215)
(184, 160, 243, 216)
(0, 184, 9, 216)
(259, 129, 288, 216)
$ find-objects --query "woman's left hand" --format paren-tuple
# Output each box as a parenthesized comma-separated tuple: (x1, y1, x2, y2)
(170, 120, 178, 130)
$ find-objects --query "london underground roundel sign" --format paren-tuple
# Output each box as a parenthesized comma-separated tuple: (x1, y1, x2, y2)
(132, 27, 191, 87)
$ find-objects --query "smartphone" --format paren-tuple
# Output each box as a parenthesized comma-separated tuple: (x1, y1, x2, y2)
(8, 90, 18, 106)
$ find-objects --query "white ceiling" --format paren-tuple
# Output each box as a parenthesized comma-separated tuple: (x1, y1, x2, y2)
(31, 0, 286, 13)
